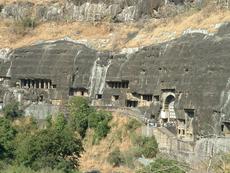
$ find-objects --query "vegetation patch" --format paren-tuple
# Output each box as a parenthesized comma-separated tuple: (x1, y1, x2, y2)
(136, 157, 188, 173)
(68, 97, 112, 144)
(0, 97, 112, 173)
(11, 17, 37, 36)
(125, 118, 142, 132)
(107, 147, 125, 167)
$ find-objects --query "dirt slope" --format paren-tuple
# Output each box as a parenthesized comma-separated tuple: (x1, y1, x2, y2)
(0, 5, 230, 50)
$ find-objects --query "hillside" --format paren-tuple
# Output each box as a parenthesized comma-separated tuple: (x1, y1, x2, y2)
(79, 113, 137, 173)
(1, 1, 230, 173)
(0, 2, 230, 50)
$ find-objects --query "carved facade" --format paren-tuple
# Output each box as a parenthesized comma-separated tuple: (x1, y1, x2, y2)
(1, 24, 230, 140)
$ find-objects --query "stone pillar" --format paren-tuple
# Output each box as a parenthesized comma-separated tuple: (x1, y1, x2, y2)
(48, 81, 50, 89)
(44, 81, 47, 89)
(39, 80, 41, 89)
(26, 80, 29, 88)
(20, 80, 23, 88)
(30, 80, 32, 88)
(35, 80, 38, 88)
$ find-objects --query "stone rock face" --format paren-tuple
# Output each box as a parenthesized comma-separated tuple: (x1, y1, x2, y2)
(0, 0, 176, 22)
(1, 2, 33, 20)
(195, 138, 230, 158)
(0, 25, 230, 136)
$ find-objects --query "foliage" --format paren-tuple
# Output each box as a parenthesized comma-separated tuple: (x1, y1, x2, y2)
(0, 117, 16, 161)
(107, 147, 125, 167)
(68, 97, 92, 138)
(2, 165, 82, 173)
(132, 136, 158, 158)
(93, 120, 110, 144)
(121, 150, 136, 169)
(211, 153, 230, 173)
(136, 157, 187, 173)
(15, 127, 84, 172)
(21, 18, 36, 28)
(3, 101, 22, 119)
(68, 97, 112, 142)
(88, 110, 112, 129)
(0, 97, 112, 172)
(46, 114, 53, 129)
(54, 113, 67, 131)
(90, 110, 112, 144)
(11, 17, 37, 35)
(125, 118, 142, 132)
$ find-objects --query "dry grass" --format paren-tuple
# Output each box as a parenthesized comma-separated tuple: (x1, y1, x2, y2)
(0, 4, 230, 50)
(79, 112, 141, 173)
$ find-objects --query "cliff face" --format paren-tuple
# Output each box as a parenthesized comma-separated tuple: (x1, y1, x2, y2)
(105, 28, 230, 134)
(0, 24, 230, 135)
(0, 0, 166, 22)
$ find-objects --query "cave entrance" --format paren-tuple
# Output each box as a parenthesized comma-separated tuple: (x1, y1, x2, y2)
(126, 100, 138, 108)
(165, 95, 175, 114)
(164, 95, 176, 121)
(221, 122, 230, 137)
(160, 93, 176, 124)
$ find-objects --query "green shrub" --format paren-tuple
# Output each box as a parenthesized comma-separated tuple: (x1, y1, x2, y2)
(0, 117, 16, 161)
(68, 97, 112, 141)
(2, 165, 35, 173)
(11, 18, 37, 35)
(22, 18, 36, 28)
(68, 97, 92, 138)
(88, 110, 112, 129)
(122, 150, 136, 169)
(125, 118, 142, 132)
(93, 120, 111, 144)
(136, 157, 187, 173)
(15, 128, 84, 172)
(3, 101, 22, 119)
(132, 136, 158, 158)
(107, 147, 125, 167)
(54, 113, 67, 131)
(2, 165, 82, 173)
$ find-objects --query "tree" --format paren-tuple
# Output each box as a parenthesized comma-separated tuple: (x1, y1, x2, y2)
(67, 96, 112, 142)
(15, 127, 84, 172)
(54, 113, 67, 131)
(0, 117, 16, 161)
(68, 97, 92, 138)
(88, 110, 112, 129)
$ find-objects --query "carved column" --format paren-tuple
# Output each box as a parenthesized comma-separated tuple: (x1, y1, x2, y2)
(39, 80, 41, 89)
(26, 80, 29, 88)
(20, 80, 23, 88)
(30, 80, 32, 88)
(44, 81, 47, 89)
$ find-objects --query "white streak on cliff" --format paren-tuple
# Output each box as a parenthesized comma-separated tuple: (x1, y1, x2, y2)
(89, 57, 111, 98)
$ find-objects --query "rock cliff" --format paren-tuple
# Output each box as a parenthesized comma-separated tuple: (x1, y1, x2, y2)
(0, 23, 230, 135)
(0, 0, 168, 22)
